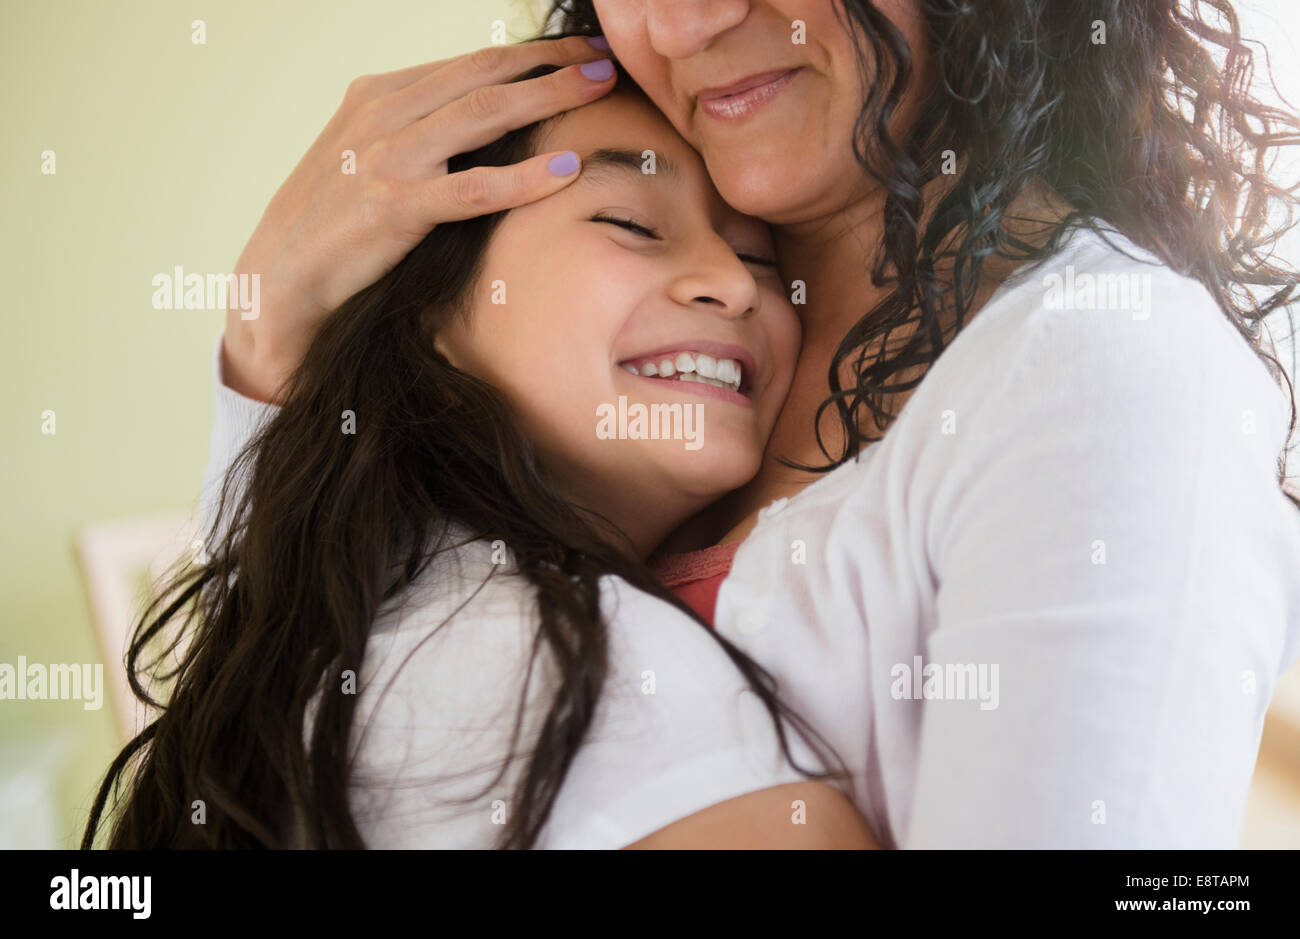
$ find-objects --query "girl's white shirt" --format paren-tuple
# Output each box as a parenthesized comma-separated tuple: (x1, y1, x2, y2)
(203, 225, 1300, 848)
(201, 341, 819, 849)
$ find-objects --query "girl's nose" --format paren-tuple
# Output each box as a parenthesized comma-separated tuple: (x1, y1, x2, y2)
(667, 238, 760, 320)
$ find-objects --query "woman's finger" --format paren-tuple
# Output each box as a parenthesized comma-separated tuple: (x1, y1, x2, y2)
(347, 55, 458, 100)
(366, 35, 612, 128)
(401, 149, 584, 225)
(399, 59, 616, 170)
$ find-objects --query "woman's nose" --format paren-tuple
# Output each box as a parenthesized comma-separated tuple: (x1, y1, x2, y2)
(644, 0, 751, 59)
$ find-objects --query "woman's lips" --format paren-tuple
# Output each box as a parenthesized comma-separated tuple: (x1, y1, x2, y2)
(696, 68, 801, 121)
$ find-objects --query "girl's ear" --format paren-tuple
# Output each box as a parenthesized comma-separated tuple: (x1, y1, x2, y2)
(433, 332, 457, 369)
(433, 319, 469, 373)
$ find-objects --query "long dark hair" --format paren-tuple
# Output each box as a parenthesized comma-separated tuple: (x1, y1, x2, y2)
(81, 62, 841, 849)
(550, 0, 1300, 506)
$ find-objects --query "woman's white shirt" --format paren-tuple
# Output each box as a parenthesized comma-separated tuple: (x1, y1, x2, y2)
(714, 225, 1300, 847)
(203, 225, 1300, 848)
(199, 342, 819, 849)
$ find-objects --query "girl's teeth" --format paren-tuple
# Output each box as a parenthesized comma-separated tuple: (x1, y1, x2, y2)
(618, 352, 745, 391)
(668, 372, 733, 390)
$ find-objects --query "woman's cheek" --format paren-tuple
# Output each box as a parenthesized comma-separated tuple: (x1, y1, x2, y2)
(765, 290, 802, 373)
(590, 11, 666, 96)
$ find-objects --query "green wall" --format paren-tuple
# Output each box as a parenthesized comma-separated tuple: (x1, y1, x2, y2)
(0, 0, 542, 848)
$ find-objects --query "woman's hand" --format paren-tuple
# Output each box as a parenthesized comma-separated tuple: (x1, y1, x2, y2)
(223, 36, 616, 403)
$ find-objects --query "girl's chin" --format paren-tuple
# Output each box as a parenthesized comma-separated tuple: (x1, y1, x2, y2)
(658, 449, 762, 499)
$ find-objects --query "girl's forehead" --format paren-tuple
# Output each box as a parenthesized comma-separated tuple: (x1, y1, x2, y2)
(538, 90, 703, 175)
(536, 93, 769, 232)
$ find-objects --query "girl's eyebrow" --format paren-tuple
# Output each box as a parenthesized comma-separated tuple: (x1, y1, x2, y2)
(576, 147, 682, 186)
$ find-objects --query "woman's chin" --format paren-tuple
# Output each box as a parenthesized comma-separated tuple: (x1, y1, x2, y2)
(704, 148, 844, 225)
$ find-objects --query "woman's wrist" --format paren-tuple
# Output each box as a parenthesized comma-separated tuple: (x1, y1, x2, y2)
(221, 311, 299, 404)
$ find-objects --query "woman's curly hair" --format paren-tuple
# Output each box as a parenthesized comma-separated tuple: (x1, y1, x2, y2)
(549, 0, 1300, 505)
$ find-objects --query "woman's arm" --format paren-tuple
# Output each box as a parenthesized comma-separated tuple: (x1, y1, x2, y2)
(625, 781, 878, 848)
(223, 36, 615, 403)
(905, 264, 1300, 847)
(198, 335, 280, 544)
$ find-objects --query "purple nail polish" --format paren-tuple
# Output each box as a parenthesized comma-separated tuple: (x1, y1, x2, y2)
(548, 151, 580, 176)
(587, 35, 612, 52)
(579, 58, 615, 82)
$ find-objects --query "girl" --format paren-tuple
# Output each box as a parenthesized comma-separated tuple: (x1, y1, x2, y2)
(81, 70, 876, 849)
(201, 0, 1300, 847)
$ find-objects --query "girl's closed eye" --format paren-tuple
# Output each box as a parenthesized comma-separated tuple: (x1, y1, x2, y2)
(590, 213, 778, 268)
(591, 213, 659, 239)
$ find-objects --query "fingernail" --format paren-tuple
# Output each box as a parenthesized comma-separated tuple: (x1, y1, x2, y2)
(548, 151, 580, 176)
(579, 58, 615, 82)
(587, 35, 611, 52)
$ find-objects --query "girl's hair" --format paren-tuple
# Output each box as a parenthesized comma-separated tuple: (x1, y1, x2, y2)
(81, 60, 842, 849)
(549, 0, 1300, 506)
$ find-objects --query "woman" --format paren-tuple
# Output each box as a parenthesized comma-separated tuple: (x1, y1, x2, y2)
(206, 0, 1300, 846)
(82, 71, 878, 849)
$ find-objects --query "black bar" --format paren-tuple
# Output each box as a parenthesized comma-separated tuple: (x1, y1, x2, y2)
(0, 849, 1284, 925)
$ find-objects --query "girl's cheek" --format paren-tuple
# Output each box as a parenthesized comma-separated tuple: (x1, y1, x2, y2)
(764, 291, 802, 362)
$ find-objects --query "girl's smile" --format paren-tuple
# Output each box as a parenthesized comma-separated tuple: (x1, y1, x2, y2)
(436, 86, 800, 555)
